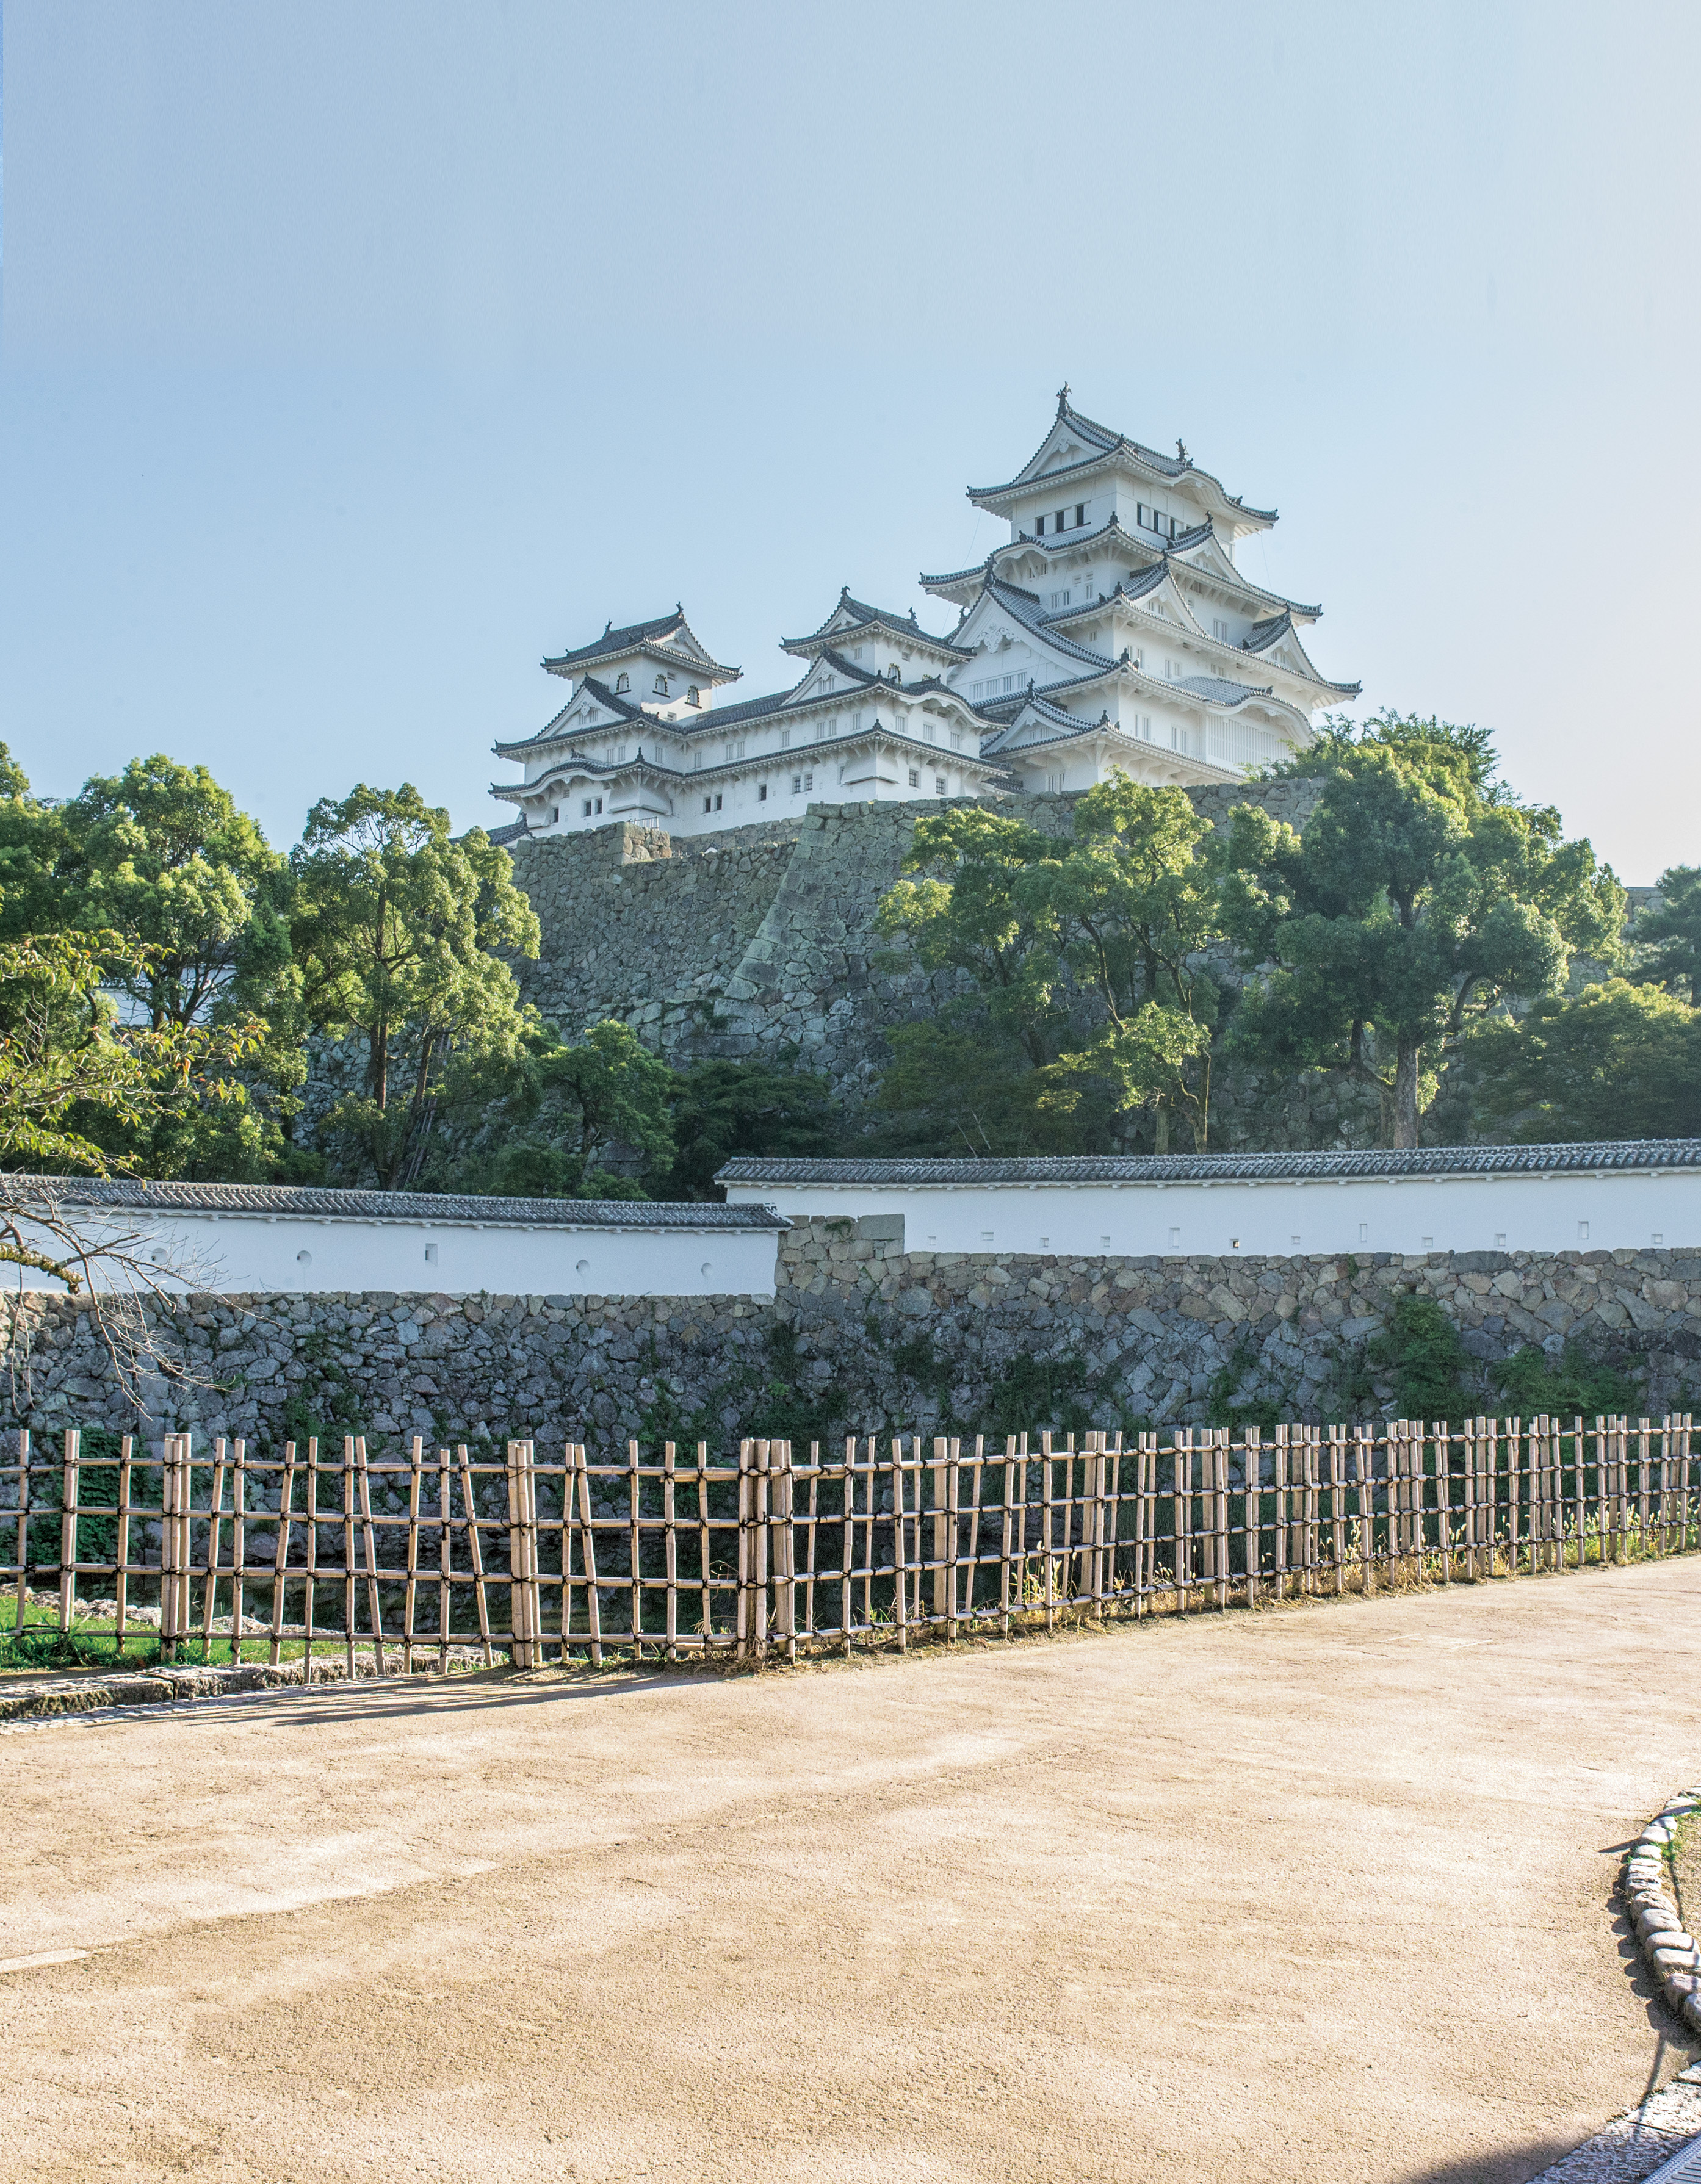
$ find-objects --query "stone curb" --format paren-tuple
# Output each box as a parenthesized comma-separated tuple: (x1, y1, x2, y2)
(0, 1654, 499, 1723)
(1624, 1789, 1701, 2036)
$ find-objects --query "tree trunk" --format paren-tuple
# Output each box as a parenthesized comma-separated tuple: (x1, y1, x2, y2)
(1153, 1103, 1169, 1155)
(1393, 1039, 1421, 1149)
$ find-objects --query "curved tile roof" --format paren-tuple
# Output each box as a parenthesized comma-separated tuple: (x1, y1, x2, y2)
(718, 1142, 1701, 1188)
(30, 1174, 789, 1229)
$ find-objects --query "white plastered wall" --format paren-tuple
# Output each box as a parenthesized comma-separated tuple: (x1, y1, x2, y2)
(10, 1210, 782, 1299)
(722, 1171, 1701, 1260)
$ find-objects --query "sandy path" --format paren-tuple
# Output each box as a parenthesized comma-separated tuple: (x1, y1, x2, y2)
(0, 1560, 1697, 2183)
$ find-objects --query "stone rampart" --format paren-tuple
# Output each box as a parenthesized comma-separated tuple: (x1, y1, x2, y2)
(12, 1220, 1697, 1449)
(505, 779, 1331, 1126)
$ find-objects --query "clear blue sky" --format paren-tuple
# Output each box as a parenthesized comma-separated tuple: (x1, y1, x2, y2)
(3, 0, 1697, 879)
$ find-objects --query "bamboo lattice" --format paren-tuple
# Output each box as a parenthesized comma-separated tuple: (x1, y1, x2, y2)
(2, 1416, 1694, 1670)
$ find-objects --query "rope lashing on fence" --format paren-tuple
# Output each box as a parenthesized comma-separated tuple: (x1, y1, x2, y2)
(4, 1416, 1694, 1670)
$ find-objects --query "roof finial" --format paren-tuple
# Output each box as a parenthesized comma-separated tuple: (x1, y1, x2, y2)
(1057, 383, 1071, 413)
(1176, 438, 1189, 464)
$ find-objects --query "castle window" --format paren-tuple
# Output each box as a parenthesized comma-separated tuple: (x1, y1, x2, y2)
(949, 731, 962, 752)
(582, 800, 593, 816)
(616, 744, 627, 762)
(781, 728, 790, 749)
(615, 672, 630, 693)
(792, 775, 802, 795)
(934, 775, 947, 796)
(1055, 509, 1066, 532)
(1213, 618, 1230, 643)
(550, 805, 559, 824)
(758, 783, 767, 802)
(654, 675, 668, 695)
(687, 685, 701, 707)
(1035, 514, 1046, 535)
(804, 772, 813, 792)
(908, 768, 919, 787)
(1075, 503, 1086, 525)
(887, 664, 899, 682)
(704, 796, 712, 813)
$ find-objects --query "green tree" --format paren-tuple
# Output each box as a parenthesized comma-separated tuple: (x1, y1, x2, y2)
(659, 1057, 837, 1198)
(289, 784, 540, 1189)
(1224, 717, 1623, 1148)
(1636, 864, 1701, 1001)
(1467, 978, 1701, 1142)
(1026, 777, 1223, 1150)
(876, 807, 1067, 1065)
(483, 1020, 677, 1198)
(61, 756, 287, 1031)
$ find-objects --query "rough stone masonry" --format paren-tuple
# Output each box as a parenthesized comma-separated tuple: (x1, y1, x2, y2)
(9, 1224, 1699, 1449)
(502, 779, 1354, 1141)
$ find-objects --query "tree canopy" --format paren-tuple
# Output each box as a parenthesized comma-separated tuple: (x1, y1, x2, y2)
(1467, 978, 1701, 1142)
(1222, 717, 1625, 1147)
(288, 784, 540, 1189)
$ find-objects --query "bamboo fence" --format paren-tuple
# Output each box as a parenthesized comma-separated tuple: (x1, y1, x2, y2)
(2, 1416, 1695, 1672)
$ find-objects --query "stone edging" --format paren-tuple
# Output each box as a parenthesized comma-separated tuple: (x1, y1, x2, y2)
(1626, 1790, 1701, 2034)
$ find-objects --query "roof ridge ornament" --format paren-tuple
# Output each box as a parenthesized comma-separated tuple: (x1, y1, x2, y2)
(1176, 439, 1189, 464)
(1056, 383, 1071, 413)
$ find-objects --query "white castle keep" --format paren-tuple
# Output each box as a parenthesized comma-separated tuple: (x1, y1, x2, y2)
(490, 389, 1360, 842)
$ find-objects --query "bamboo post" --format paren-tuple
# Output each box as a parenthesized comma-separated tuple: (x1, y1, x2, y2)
(115, 1435, 134, 1652)
(930, 1436, 949, 1632)
(627, 1438, 643, 1659)
(574, 1443, 602, 1668)
(839, 1439, 856, 1655)
(1212, 1430, 1229, 1612)
(438, 1446, 453, 1670)
(1241, 1428, 1260, 1610)
(302, 1436, 320, 1682)
(943, 1436, 961, 1638)
(230, 1439, 247, 1665)
(201, 1438, 228, 1662)
(735, 1440, 753, 1660)
(58, 1429, 81, 1636)
(355, 1436, 385, 1676)
(890, 1436, 908, 1651)
(340, 1436, 358, 1678)
(271, 1441, 297, 1669)
(663, 1440, 679, 1659)
(1642, 1415, 1659, 1555)
(505, 1440, 527, 1669)
(1354, 1426, 1373, 1595)
(997, 1436, 1016, 1636)
(1328, 1425, 1346, 1595)
(157, 1435, 173, 1659)
(403, 1436, 422, 1673)
(1040, 1432, 1058, 1628)
(776, 1440, 796, 1662)
(13, 1430, 29, 1641)
(457, 1446, 492, 1666)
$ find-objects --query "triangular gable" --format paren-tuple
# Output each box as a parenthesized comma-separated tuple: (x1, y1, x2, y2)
(950, 588, 1105, 687)
(1169, 530, 1242, 586)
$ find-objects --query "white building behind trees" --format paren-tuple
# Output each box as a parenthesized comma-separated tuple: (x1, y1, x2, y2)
(491, 390, 1360, 842)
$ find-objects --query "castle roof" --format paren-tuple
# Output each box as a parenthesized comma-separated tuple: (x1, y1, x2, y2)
(493, 675, 651, 757)
(541, 608, 740, 683)
(966, 389, 1278, 530)
(920, 516, 1324, 624)
(781, 588, 973, 662)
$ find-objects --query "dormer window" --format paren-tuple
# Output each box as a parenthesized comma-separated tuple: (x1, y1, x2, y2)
(615, 672, 630, 693)
(687, 685, 701, 707)
(886, 664, 900, 682)
(654, 674, 668, 696)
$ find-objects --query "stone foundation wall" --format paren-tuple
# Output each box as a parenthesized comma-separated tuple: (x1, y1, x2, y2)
(12, 1220, 1698, 1448)
(504, 780, 1338, 1133)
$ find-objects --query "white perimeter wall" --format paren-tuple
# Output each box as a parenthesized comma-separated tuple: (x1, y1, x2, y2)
(723, 1170, 1701, 1260)
(13, 1210, 781, 1299)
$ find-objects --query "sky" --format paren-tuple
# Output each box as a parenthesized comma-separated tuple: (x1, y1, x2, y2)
(2, 0, 1698, 880)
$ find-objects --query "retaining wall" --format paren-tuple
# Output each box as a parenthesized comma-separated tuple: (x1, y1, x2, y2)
(10, 1221, 1699, 1449)
(501, 782, 1359, 1139)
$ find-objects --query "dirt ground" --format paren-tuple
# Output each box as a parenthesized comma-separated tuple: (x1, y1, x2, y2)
(1, 1561, 1697, 2184)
